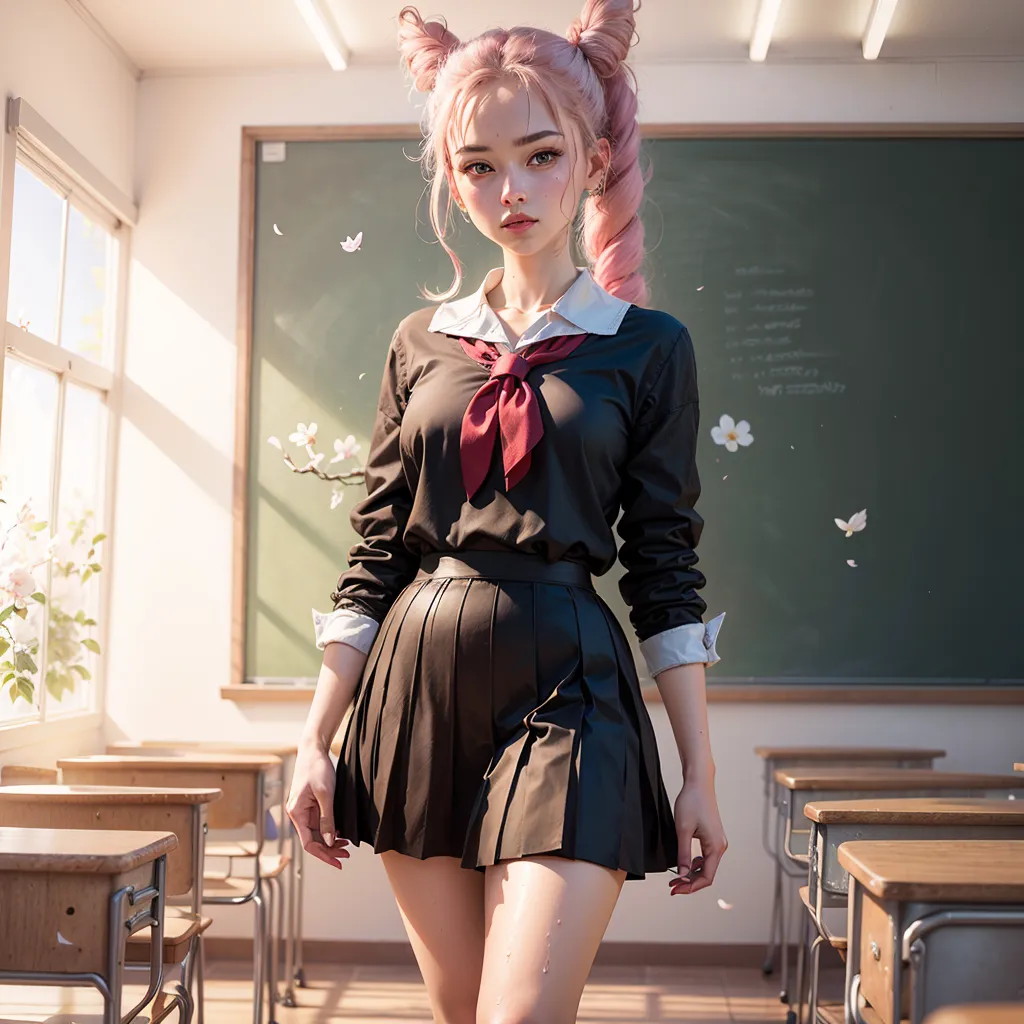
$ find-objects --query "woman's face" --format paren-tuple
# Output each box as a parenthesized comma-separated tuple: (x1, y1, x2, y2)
(449, 79, 609, 256)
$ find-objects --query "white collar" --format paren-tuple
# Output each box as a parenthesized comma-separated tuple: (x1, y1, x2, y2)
(427, 266, 631, 348)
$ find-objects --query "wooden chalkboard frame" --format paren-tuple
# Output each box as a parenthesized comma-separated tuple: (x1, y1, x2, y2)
(229, 122, 1024, 705)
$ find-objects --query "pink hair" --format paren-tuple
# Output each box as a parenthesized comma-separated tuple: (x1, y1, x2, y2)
(396, 1, 649, 306)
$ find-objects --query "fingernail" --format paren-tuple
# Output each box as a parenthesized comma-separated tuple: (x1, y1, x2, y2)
(324, 832, 334, 847)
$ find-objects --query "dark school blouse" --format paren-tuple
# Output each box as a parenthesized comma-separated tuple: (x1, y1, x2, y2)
(321, 302, 722, 676)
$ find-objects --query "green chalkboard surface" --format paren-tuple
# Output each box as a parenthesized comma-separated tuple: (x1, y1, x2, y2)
(244, 135, 1023, 690)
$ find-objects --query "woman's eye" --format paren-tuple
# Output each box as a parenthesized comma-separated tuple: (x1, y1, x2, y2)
(530, 149, 561, 166)
(465, 162, 492, 176)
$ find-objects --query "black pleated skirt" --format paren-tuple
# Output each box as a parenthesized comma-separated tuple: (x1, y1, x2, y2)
(333, 550, 679, 880)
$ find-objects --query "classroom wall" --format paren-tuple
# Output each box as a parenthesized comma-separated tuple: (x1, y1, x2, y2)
(0, 0, 137, 763)
(94, 53, 1024, 948)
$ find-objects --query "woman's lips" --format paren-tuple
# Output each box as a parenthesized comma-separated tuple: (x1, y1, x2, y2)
(502, 218, 537, 233)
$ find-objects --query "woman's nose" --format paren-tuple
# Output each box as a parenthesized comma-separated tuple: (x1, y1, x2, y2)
(500, 175, 526, 206)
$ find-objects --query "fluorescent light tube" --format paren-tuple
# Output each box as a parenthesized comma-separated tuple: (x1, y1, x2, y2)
(862, 0, 899, 60)
(295, 0, 350, 71)
(750, 0, 783, 62)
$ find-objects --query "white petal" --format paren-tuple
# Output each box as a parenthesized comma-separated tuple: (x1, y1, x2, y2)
(735, 420, 751, 435)
(834, 518, 850, 533)
(725, 439, 739, 453)
(718, 413, 736, 432)
(308, 422, 318, 436)
(717, 899, 734, 911)
(849, 509, 867, 531)
(267, 436, 282, 449)
(847, 559, 858, 567)
(711, 427, 726, 445)
(273, 223, 283, 236)
(358, 372, 366, 380)
(737, 433, 754, 446)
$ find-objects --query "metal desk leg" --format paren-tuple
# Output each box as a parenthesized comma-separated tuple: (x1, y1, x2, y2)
(762, 757, 780, 976)
(294, 836, 307, 988)
(282, 826, 298, 1006)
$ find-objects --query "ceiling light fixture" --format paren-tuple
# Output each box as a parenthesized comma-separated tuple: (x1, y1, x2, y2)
(749, 0, 783, 62)
(294, 0, 350, 71)
(862, 0, 900, 60)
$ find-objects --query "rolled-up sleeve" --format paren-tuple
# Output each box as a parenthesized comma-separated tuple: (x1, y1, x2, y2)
(311, 329, 421, 651)
(615, 325, 725, 678)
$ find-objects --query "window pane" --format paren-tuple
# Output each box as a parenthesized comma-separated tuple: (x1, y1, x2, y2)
(47, 382, 107, 715)
(0, 357, 59, 722)
(60, 203, 118, 368)
(6, 162, 64, 342)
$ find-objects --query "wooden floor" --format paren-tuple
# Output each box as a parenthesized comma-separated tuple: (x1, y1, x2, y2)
(0, 960, 845, 1023)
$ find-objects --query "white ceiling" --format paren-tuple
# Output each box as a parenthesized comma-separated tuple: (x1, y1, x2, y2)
(73, 0, 1024, 77)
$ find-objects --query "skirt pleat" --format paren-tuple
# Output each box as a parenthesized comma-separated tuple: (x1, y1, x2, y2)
(333, 562, 679, 880)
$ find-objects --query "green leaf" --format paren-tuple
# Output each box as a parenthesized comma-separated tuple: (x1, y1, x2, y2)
(81, 568, 93, 584)
(14, 650, 38, 674)
(16, 678, 34, 702)
(83, 618, 97, 627)
(74, 609, 87, 625)
(9, 683, 18, 703)
(0, 639, 8, 658)
(13, 605, 27, 620)
(0, 605, 13, 624)
(29, 521, 49, 533)
(70, 663, 92, 680)
(30, 592, 46, 604)
(89, 563, 102, 573)
(92, 533, 107, 544)
(2, 671, 13, 683)
(81, 638, 102, 654)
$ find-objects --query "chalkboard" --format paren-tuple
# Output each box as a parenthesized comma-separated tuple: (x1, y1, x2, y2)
(242, 134, 1024, 692)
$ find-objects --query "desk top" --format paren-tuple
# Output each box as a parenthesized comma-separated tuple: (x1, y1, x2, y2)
(803, 797, 1024, 825)
(0, 826, 177, 873)
(922, 1005, 1024, 1024)
(0, 785, 222, 805)
(59, 753, 283, 771)
(838, 839, 1024, 901)
(755, 746, 946, 762)
(1015, 763, 1023, 772)
(108, 740, 299, 758)
(774, 766, 1024, 792)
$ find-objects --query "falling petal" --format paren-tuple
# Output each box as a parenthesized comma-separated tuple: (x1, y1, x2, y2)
(723, 475, 728, 480)
(340, 230, 363, 252)
(717, 899, 734, 911)
(57, 931, 73, 945)
(697, 285, 705, 291)
(267, 436, 282, 450)
(358, 372, 366, 380)
(273, 223, 283, 236)
(847, 559, 857, 567)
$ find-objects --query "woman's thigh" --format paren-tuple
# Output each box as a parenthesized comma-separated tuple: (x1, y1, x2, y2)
(380, 851, 486, 1024)
(476, 855, 626, 1024)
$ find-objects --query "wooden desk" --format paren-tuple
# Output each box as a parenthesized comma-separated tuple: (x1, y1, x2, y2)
(797, 799, 1024, 1024)
(840, 840, 1024, 1024)
(775, 767, 1024, 861)
(58, 754, 283, 1024)
(754, 746, 946, 1003)
(104, 740, 309, 999)
(0, 827, 177, 1024)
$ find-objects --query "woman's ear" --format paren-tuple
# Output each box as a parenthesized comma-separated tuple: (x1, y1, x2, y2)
(586, 137, 612, 193)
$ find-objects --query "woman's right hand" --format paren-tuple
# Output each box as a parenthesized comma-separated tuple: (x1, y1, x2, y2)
(286, 741, 351, 870)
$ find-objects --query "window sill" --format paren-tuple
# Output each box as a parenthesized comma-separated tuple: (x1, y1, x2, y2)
(0, 710, 103, 754)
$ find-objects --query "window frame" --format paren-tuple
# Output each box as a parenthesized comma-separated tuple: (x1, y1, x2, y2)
(0, 97, 136, 749)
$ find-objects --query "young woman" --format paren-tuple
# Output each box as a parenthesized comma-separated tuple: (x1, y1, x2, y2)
(288, 1, 728, 1020)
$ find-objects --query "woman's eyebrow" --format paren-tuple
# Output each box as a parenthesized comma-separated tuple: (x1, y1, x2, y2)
(455, 130, 564, 155)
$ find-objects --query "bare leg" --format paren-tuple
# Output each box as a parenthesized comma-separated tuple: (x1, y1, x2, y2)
(380, 852, 486, 1024)
(476, 856, 626, 1024)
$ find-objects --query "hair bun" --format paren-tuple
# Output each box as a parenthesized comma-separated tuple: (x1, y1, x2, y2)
(566, 0, 638, 79)
(397, 5, 462, 93)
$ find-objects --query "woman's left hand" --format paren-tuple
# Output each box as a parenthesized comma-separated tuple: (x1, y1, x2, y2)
(669, 776, 728, 896)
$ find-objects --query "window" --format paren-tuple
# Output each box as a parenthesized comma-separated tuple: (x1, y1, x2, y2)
(0, 136, 125, 732)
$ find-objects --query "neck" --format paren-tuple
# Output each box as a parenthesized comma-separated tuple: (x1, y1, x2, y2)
(486, 247, 580, 314)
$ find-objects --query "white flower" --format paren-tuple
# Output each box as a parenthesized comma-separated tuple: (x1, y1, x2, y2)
(847, 559, 858, 568)
(340, 231, 363, 252)
(267, 436, 283, 450)
(835, 509, 867, 537)
(16, 502, 36, 527)
(309, 452, 325, 468)
(330, 486, 345, 510)
(2, 565, 37, 608)
(711, 415, 754, 453)
(288, 422, 318, 447)
(329, 435, 361, 463)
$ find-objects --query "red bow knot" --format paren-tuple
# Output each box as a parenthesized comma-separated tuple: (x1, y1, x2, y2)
(457, 333, 588, 500)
